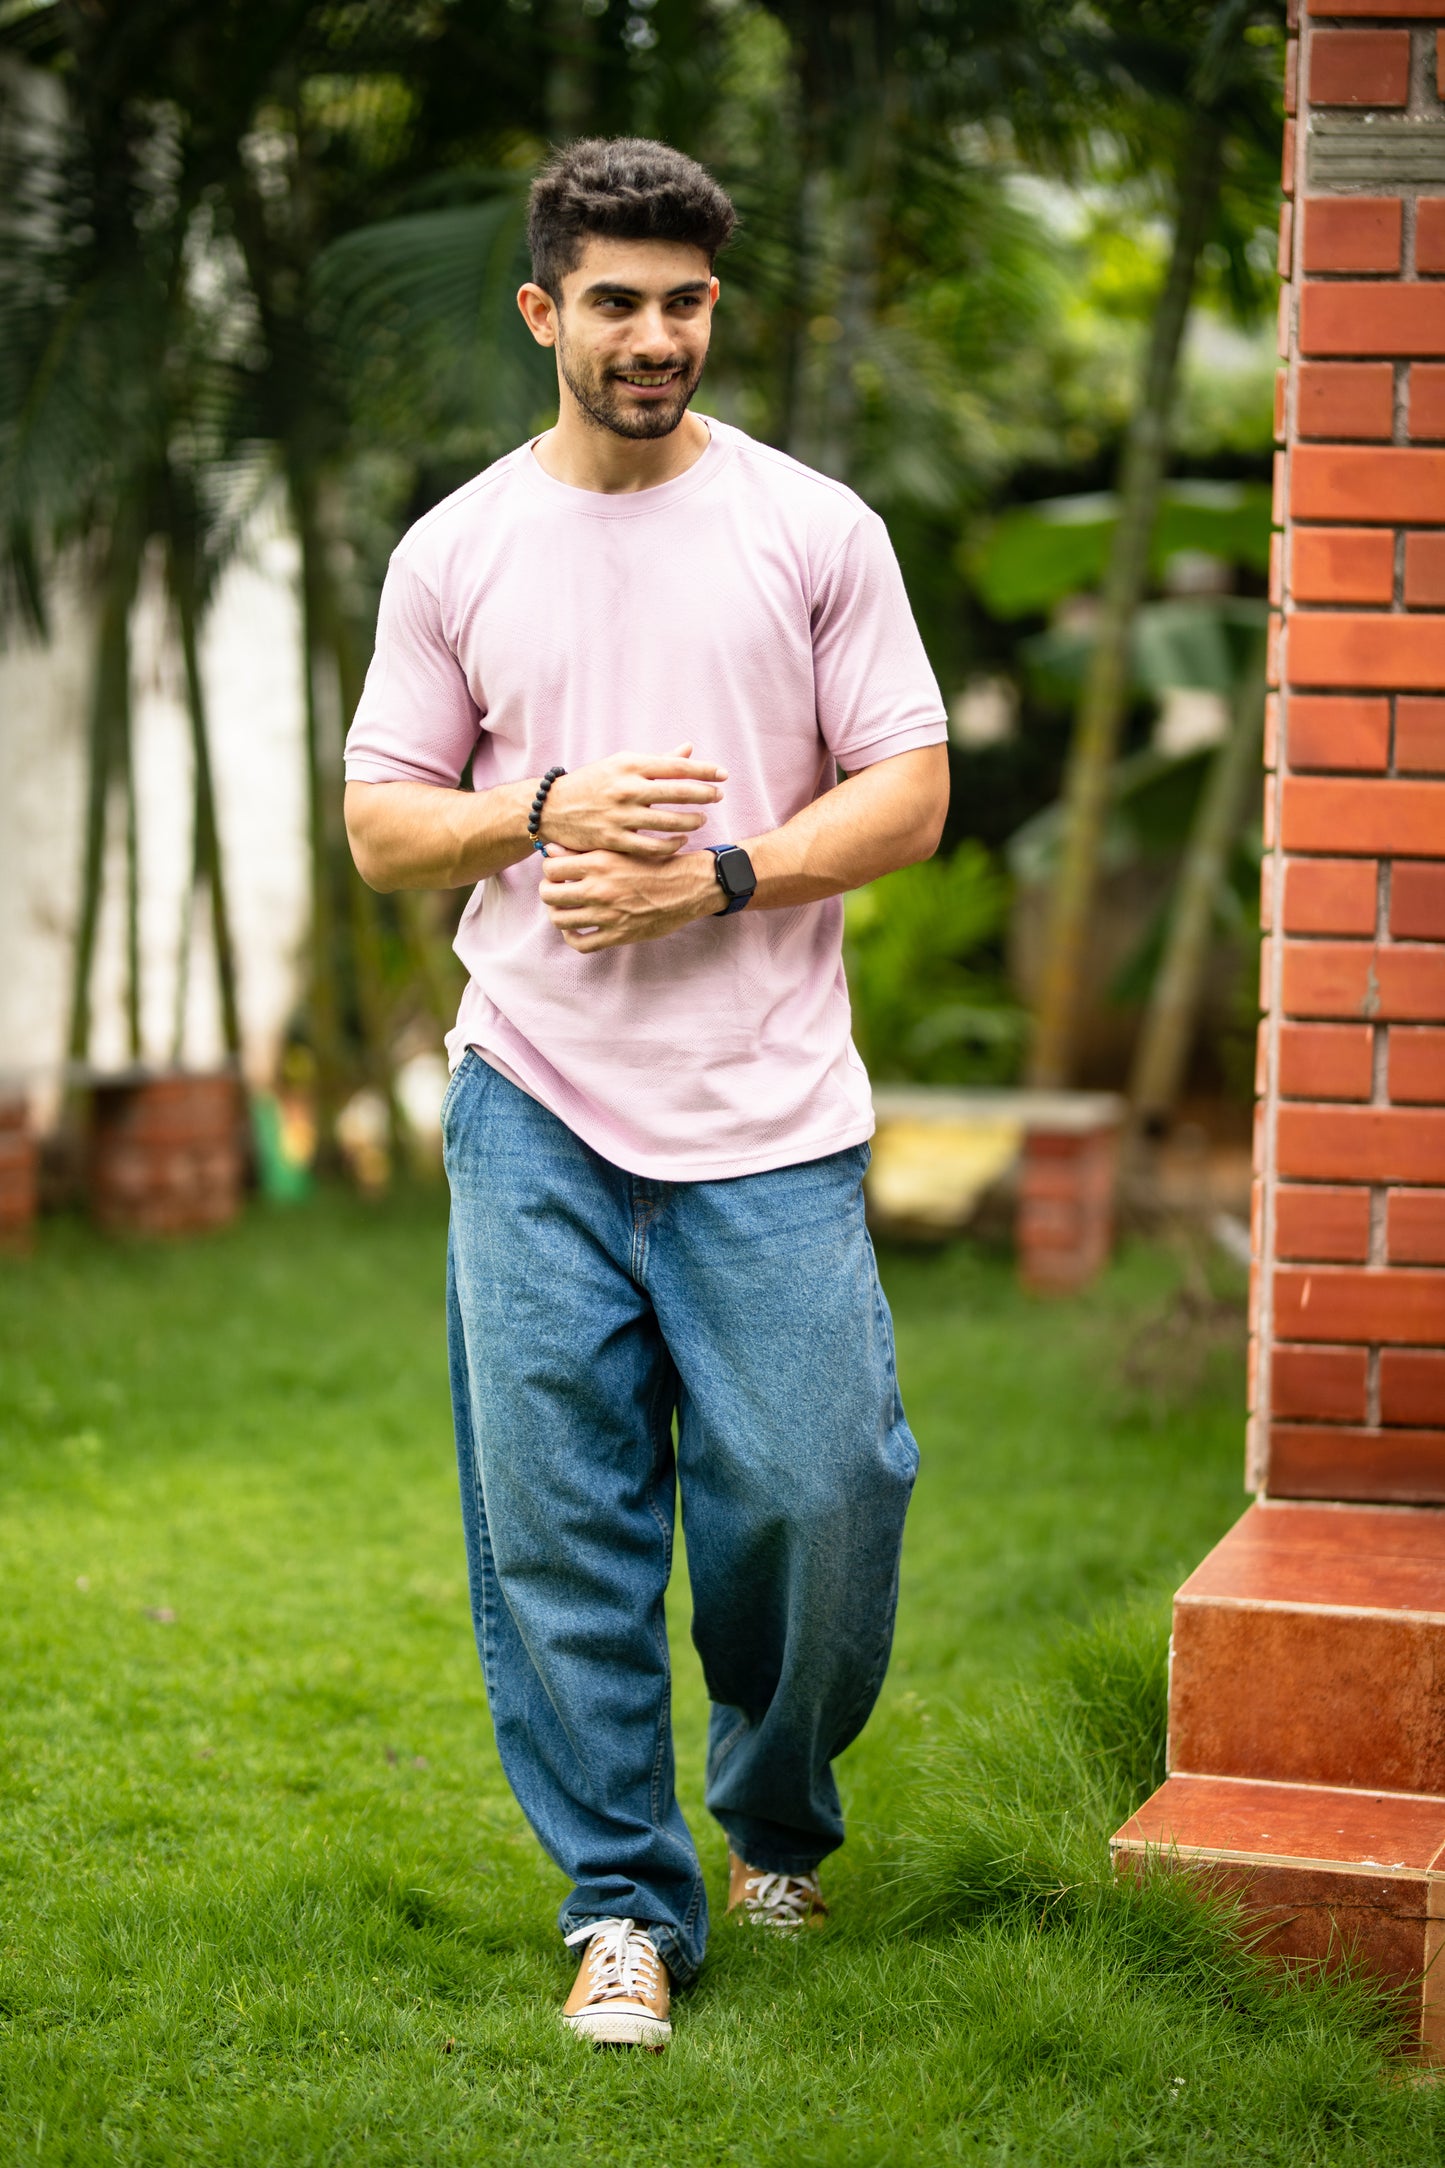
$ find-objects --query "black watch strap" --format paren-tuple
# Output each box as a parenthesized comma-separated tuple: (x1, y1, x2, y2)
(709, 844, 756, 916)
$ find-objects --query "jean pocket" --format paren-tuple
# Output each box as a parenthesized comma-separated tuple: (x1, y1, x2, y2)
(439, 1049, 477, 1143)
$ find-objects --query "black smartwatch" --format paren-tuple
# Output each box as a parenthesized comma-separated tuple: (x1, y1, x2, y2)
(708, 845, 757, 916)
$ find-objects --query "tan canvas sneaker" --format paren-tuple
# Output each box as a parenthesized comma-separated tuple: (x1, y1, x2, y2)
(561, 1918, 672, 2048)
(726, 1850, 828, 1930)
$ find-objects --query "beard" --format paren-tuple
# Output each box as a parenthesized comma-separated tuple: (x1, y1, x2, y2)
(557, 329, 705, 441)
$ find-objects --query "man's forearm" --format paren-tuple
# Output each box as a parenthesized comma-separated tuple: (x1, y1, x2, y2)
(346, 746, 728, 893)
(345, 778, 536, 893)
(350, 742, 949, 947)
(538, 742, 950, 952)
(741, 744, 949, 910)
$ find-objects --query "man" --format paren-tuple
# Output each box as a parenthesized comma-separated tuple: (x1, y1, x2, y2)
(344, 136, 949, 2050)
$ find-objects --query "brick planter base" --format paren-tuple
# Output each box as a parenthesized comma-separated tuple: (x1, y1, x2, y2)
(1016, 1109, 1122, 1295)
(89, 1073, 245, 1237)
(866, 1087, 1123, 1291)
(0, 1099, 38, 1251)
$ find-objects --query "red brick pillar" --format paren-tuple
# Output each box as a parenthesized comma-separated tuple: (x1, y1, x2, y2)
(1259, 0, 1445, 1502)
(1112, 4, 1445, 2064)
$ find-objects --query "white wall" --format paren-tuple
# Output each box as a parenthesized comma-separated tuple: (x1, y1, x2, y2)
(0, 497, 312, 1121)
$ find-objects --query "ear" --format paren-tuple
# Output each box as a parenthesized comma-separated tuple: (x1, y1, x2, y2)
(517, 282, 558, 349)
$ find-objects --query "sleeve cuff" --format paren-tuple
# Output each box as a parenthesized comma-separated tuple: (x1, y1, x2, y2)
(832, 717, 949, 771)
(343, 757, 460, 788)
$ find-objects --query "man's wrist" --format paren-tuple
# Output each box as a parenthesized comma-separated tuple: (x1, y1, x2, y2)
(655, 849, 726, 918)
(516, 775, 552, 848)
(686, 850, 728, 916)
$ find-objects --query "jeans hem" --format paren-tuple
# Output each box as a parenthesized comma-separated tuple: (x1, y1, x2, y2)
(712, 1815, 835, 1879)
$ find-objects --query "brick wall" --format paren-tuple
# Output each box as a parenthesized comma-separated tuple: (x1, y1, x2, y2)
(1257, 0, 1445, 1502)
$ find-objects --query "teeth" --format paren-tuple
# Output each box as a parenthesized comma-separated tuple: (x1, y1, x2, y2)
(620, 373, 676, 386)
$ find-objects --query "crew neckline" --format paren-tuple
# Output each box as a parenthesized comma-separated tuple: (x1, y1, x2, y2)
(523, 417, 731, 517)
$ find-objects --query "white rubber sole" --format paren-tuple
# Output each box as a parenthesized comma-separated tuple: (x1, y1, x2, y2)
(562, 2005, 671, 2049)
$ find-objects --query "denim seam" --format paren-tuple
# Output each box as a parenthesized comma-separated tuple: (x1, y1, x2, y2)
(639, 1287, 704, 1961)
(629, 1180, 648, 1282)
(709, 1712, 748, 1769)
(462, 1376, 499, 1707)
(670, 1819, 705, 1963)
(677, 1866, 704, 1944)
(643, 1360, 676, 1831)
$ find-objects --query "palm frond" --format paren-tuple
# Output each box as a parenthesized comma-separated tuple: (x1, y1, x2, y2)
(311, 192, 552, 449)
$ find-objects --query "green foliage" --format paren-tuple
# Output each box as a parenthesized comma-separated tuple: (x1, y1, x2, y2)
(893, 1600, 1173, 1931)
(844, 843, 1024, 1084)
(972, 482, 1272, 621)
(1019, 598, 1268, 729)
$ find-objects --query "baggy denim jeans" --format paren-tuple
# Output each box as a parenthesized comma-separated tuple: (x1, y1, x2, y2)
(442, 1051, 918, 1987)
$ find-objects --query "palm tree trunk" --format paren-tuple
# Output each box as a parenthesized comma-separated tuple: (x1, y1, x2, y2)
(287, 459, 350, 1153)
(322, 539, 418, 1153)
(1128, 637, 1267, 1130)
(324, 556, 398, 1115)
(121, 683, 141, 1062)
(67, 513, 143, 1069)
(293, 467, 408, 1161)
(778, 158, 827, 461)
(169, 518, 242, 1063)
(1026, 114, 1226, 1088)
(546, 0, 597, 139)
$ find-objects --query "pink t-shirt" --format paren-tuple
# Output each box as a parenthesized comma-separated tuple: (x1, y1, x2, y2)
(344, 419, 946, 1180)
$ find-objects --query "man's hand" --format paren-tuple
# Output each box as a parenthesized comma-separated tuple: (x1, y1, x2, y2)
(537, 742, 951, 954)
(348, 742, 947, 921)
(540, 742, 726, 860)
(539, 846, 722, 952)
(344, 740, 726, 894)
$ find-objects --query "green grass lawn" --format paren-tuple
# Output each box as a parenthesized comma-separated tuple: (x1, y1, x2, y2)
(1, 1194, 1441, 2164)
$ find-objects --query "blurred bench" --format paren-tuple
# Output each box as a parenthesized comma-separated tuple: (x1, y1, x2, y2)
(868, 1086, 1124, 1293)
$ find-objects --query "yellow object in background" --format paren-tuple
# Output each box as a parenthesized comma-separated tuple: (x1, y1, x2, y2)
(867, 1114, 1023, 1232)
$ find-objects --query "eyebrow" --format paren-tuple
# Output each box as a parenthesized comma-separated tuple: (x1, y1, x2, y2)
(578, 279, 710, 303)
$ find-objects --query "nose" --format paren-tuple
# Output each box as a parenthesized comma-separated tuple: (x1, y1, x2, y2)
(631, 303, 678, 359)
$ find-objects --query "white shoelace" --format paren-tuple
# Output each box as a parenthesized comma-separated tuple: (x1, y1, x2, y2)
(740, 1870, 821, 1929)
(564, 1917, 662, 2003)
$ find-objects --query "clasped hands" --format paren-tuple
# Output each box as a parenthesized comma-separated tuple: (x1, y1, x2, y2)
(534, 744, 731, 954)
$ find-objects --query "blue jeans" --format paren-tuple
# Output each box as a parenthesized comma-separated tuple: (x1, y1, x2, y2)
(442, 1052, 917, 1987)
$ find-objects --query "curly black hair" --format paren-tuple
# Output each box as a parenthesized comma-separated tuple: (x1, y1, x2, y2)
(528, 137, 736, 300)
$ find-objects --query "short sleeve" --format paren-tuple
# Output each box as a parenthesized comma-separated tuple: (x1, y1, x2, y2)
(811, 512, 947, 770)
(343, 552, 481, 787)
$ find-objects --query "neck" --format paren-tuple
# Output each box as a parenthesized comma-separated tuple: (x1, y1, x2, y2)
(532, 402, 711, 495)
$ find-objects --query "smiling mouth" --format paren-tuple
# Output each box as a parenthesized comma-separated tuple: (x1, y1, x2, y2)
(614, 368, 684, 389)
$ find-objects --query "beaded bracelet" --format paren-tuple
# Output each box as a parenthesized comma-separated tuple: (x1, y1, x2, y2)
(528, 766, 566, 854)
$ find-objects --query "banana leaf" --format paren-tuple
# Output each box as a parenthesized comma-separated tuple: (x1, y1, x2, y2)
(970, 481, 1272, 620)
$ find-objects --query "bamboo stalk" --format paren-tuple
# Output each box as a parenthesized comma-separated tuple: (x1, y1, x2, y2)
(1128, 639, 1267, 1130)
(1026, 114, 1226, 1089)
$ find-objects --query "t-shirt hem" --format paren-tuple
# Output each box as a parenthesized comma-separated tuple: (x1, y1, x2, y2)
(470, 1044, 874, 1181)
(834, 715, 948, 770)
(344, 755, 459, 786)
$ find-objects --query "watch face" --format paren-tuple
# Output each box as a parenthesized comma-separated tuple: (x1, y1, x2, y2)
(716, 846, 756, 898)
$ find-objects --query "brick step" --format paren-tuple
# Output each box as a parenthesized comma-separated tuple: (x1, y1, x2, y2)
(1112, 1773, 1445, 2059)
(1170, 1500, 1445, 1795)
